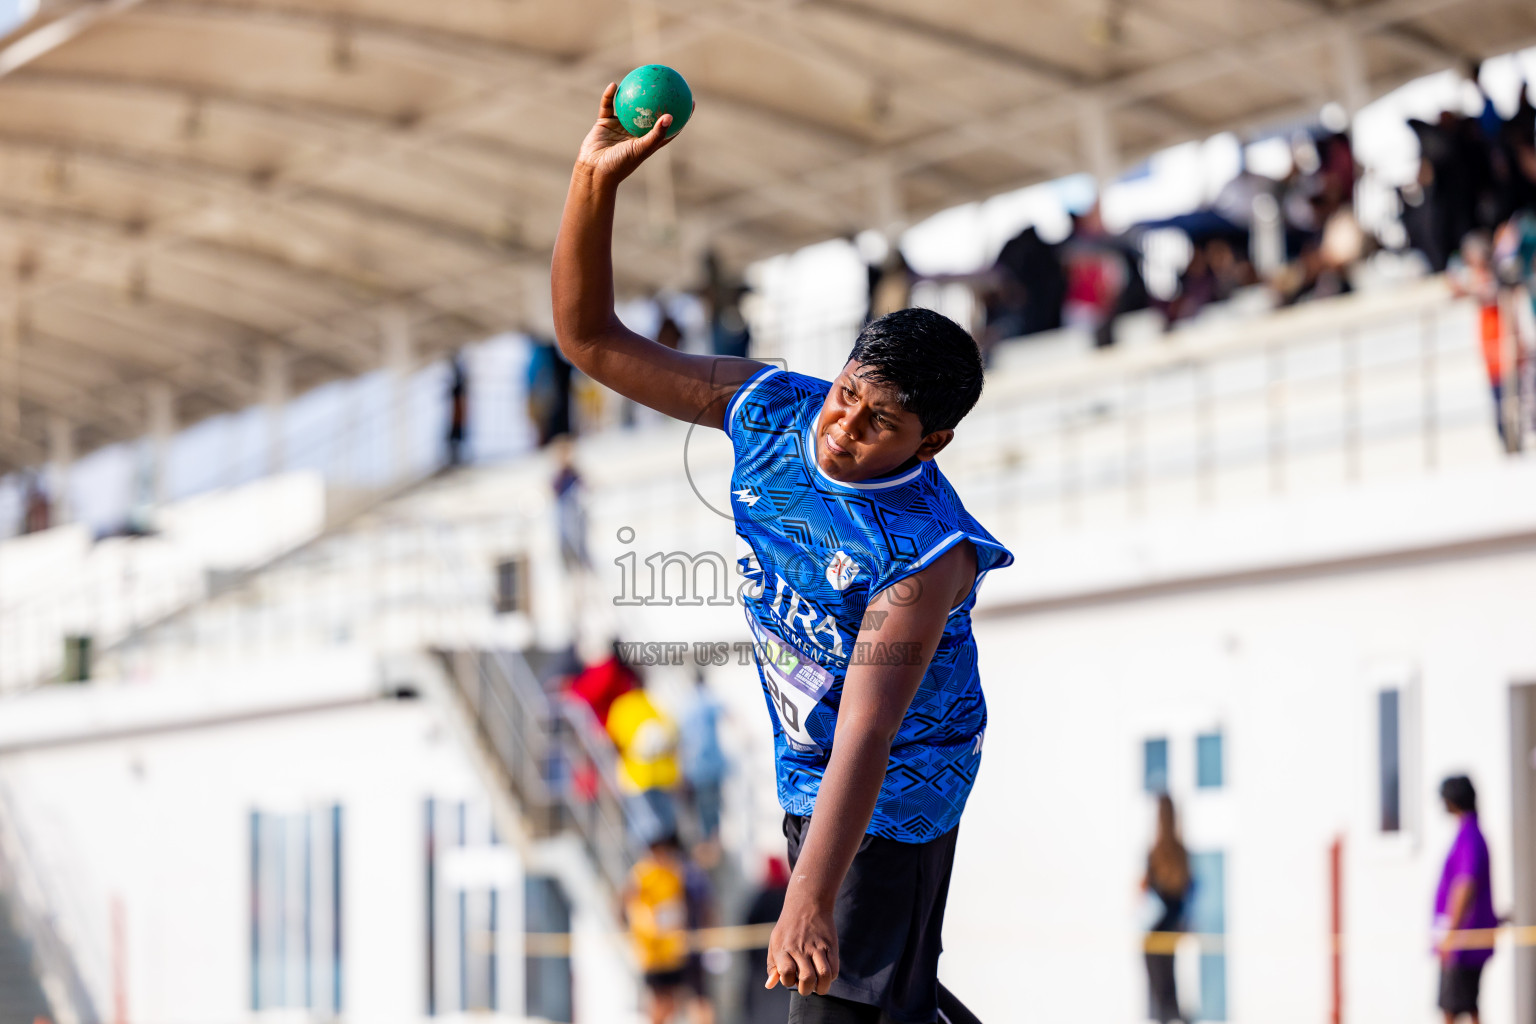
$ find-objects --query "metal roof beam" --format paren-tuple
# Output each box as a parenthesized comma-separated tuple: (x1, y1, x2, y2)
(0, 202, 383, 371)
(706, 0, 1478, 231)
(0, 0, 148, 80)
(798, 0, 1210, 136)
(1290, 0, 1479, 71)
(134, 0, 564, 78)
(0, 424, 45, 466)
(6, 68, 580, 195)
(41, 295, 260, 402)
(0, 132, 532, 264)
(0, 0, 732, 323)
(13, 343, 145, 432)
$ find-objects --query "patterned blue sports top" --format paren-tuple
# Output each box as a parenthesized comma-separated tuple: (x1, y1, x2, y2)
(725, 366, 1013, 843)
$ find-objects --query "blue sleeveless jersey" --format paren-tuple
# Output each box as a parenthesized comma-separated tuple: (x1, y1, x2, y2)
(725, 366, 1013, 842)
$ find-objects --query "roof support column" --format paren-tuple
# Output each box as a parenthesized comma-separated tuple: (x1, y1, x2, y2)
(47, 413, 72, 525)
(260, 343, 288, 476)
(382, 307, 414, 484)
(644, 149, 678, 243)
(0, 302, 18, 438)
(1077, 96, 1120, 189)
(867, 158, 906, 243)
(147, 381, 173, 505)
(1329, 24, 1371, 120)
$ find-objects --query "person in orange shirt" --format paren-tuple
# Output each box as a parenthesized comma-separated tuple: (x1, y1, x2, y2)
(624, 834, 691, 1024)
(1450, 231, 1512, 449)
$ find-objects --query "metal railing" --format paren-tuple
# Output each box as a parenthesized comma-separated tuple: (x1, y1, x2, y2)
(443, 649, 636, 896)
(945, 284, 1516, 534)
(0, 372, 452, 692)
(61, 474, 640, 894)
(0, 783, 101, 1024)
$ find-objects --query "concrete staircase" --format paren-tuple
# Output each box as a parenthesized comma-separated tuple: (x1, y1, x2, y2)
(0, 891, 51, 1024)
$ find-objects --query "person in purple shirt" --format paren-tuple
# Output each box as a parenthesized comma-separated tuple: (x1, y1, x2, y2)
(1434, 775, 1499, 1024)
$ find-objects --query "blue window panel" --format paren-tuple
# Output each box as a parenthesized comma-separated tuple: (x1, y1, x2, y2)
(525, 876, 574, 1023)
(251, 805, 342, 1014)
(1200, 953, 1228, 1022)
(1189, 851, 1227, 1021)
(1378, 690, 1401, 832)
(1196, 732, 1224, 789)
(1144, 738, 1169, 793)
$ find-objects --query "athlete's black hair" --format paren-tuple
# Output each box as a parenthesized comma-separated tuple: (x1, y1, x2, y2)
(846, 307, 984, 434)
(1441, 775, 1477, 814)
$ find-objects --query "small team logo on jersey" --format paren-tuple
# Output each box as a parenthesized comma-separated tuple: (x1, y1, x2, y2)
(733, 487, 760, 507)
(826, 550, 861, 591)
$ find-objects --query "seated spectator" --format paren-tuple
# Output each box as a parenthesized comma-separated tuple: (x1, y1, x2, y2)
(1163, 238, 1257, 327)
(1061, 203, 1150, 348)
(866, 246, 915, 322)
(701, 250, 751, 359)
(1276, 207, 1367, 307)
(990, 225, 1066, 342)
(526, 337, 574, 447)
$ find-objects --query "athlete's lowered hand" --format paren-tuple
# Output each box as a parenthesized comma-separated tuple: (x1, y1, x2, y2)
(766, 890, 838, 996)
(574, 83, 681, 187)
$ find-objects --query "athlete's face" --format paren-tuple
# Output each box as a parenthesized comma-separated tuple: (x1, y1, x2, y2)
(813, 361, 954, 482)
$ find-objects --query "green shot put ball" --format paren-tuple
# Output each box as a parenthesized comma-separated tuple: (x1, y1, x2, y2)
(615, 64, 693, 139)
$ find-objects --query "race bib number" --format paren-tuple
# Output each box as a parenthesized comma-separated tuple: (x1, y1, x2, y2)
(748, 615, 833, 754)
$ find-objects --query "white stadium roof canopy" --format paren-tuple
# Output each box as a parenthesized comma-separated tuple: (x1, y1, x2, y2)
(0, 0, 1533, 470)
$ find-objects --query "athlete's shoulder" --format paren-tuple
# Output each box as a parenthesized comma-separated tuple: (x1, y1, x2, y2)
(857, 464, 1011, 594)
(925, 467, 1013, 573)
(726, 367, 828, 436)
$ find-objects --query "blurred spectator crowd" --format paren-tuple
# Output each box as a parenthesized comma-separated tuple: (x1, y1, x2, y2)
(952, 79, 1535, 350)
(857, 74, 1536, 453)
(553, 640, 796, 1023)
(927, 80, 1533, 358)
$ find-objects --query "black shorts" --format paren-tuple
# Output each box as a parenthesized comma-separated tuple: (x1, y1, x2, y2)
(1439, 962, 1485, 1017)
(682, 953, 707, 996)
(783, 812, 959, 1023)
(644, 967, 686, 992)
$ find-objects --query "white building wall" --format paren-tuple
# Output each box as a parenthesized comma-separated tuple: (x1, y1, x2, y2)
(0, 677, 524, 1024)
(943, 467, 1536, 1024)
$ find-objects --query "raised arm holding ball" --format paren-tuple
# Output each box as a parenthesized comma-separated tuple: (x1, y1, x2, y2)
(553, 72, 1011, 1024)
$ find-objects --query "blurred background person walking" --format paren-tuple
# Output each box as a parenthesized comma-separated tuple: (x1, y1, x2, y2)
(681, 846, 718, 1024)
(444, 350, 468, 466)
(625, 834, 691, 1024)
(1142, 794, 1191, 1024)
(1434, 775, 1498, 1024)
(740, 857, 792, 1024)
(679, 670, 727, 863)
(607, 679, 682, 845)
(551, 439, 590, 572)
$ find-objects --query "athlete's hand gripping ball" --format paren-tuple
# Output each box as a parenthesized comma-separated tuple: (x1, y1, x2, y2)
(575, 79, 692, 188)
(614, 64, 693, 138)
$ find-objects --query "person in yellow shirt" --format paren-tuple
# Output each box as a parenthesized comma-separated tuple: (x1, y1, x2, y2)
(624, 834, 690, 1024)
(606, 683, 681, 843)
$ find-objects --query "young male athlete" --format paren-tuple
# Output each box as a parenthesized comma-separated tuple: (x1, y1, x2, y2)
(553, 85, 1012, 1024)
